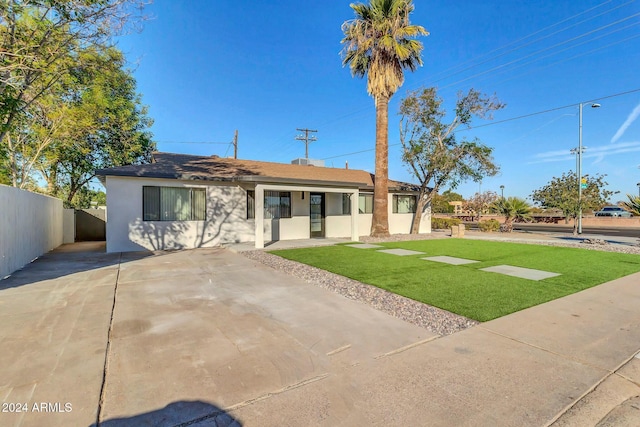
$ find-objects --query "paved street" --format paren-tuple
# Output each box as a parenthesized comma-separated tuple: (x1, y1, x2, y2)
(1, 242, 639, 426)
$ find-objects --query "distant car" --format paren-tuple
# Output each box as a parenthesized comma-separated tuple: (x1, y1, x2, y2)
(594, 206, 633, 218)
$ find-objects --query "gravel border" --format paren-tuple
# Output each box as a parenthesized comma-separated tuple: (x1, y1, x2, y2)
(241, 249, 479, 336)
(240, 232, 640, 337)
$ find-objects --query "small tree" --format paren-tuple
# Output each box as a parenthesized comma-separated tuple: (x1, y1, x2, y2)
(531, 172, 615, 235)
(463, 191, 498, 221)
(491, 197, 532, 232)
(431, 189, 464, 213)
(621, 194, 640, 216)
(399, 87, 503, 233)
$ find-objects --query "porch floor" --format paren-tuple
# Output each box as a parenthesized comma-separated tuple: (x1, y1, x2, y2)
(225, 237, 351, 252)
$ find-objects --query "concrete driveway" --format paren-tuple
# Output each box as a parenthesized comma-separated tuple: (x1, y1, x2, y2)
(1, 242, 640, 426)
(0, 243, 433, 426)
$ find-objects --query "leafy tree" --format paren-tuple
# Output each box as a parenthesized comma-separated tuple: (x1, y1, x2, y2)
(531, 172, 615, 235)
(431, 189, 464, 213)
(620, 194, 640, 216)
(399, 87, 503, 233)
(463, 191, 498, 221)
(341, 0, 427, 236)
(0, 0, 147, 145)
(491, 197, 532, 232)
(38, 46, 154, 207)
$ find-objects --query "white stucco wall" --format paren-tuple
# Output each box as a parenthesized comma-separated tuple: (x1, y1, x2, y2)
(105, 177, 431, 252)
(0, 185, 63, 278)
(63, 209, 75, 243)
(105, 176, 254, 252)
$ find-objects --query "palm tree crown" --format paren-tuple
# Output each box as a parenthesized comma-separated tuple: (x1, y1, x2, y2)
(341, 0, 428, 101)
(341, 0, 427, 237)
(621, 194, 640, 216)
(492, 197, 532, 232)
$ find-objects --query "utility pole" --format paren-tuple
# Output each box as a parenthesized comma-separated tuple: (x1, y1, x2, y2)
(233, 129, 238, 159)
(295, 128, 317, 159)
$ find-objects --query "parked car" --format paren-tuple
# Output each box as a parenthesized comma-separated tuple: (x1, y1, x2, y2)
(594, 206, 633, 218)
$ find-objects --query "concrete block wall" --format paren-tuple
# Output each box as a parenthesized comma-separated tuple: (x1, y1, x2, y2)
(0, 185, 63, 278)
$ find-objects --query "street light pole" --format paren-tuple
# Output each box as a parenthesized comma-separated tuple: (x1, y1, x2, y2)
(577, 102, 600, 235)
(637, 182, 640, 197)
(500, 185, 504, 199)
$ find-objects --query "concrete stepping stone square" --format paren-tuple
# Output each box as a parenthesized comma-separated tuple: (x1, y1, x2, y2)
(345, 243, 384, 249)
(377, 249, 425, 256)
(480, 265, 560, 281)
(422, 256, 479, 265)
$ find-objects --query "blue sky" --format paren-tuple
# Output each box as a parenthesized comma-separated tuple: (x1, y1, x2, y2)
(115, 0, 640, 201)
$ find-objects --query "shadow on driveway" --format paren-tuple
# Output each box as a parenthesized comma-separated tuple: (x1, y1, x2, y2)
(92, 400, 241, 426)
(0, 242, 153, 291)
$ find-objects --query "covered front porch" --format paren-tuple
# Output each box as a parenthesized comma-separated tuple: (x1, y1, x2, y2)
(253, 183, 360, 249)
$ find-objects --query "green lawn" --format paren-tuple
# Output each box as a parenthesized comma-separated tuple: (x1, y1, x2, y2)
(270, 240, 640, 322)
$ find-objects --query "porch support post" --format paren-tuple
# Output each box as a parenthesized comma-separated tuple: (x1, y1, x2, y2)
(350, 190, 359, 242)
(255, 184, 264, 248)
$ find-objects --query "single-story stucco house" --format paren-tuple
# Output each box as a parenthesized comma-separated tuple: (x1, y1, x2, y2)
(96, 152, 431, 252)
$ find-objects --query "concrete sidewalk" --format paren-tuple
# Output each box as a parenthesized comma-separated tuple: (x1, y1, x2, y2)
(0, 243, 638, 426)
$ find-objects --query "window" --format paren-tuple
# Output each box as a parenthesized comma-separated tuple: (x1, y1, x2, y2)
(359, 193, 373, 214)
(264, 191, 291, 219)
(247, 190, 255, 219)
(342, 193, 351, 215)
(392, 195, 417, 213)
(143, 186, 206, 221)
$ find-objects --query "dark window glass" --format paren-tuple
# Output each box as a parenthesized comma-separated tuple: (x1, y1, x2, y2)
(358, 194, 373, 214)
(247, 190, 255, 219)
(392, 195, 417, 213)
(143, 186, 206, 221)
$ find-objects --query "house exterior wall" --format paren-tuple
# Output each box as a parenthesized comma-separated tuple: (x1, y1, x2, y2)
(266, 191, 310, 241)
(105, 176, 254, 252)
(104, 177, 431, 252)
(327, 193, 431, 238)
(0, 185, 63, 278)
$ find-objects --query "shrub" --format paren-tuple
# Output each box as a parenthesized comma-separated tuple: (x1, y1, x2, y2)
(432, 217, 462, 230)
(478, 219, 500, 232)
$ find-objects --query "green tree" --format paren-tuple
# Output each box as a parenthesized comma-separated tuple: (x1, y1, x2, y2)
(399, 87, 502, 233)
(491, 197, 532, 232)
(431, 189, 464, 213)
(0, 0, 147, 145)
(621, 194, 640, 216)
(531, 172, 615, 235)
(341, 0, 427, 236)
(39, 47, 154, 207)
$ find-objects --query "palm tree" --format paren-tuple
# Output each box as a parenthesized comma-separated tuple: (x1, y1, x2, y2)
(341, 0, 427, 236)
(492, 197, 532, 232)
(621, 194, 640, 215)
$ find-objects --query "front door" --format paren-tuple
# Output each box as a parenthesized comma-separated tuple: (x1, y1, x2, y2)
(310, 192, 325, 238)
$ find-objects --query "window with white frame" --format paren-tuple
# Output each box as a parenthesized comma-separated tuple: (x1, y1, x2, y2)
(143, 186, 206, 221)
(359, 193, 373, 214)
(392, 194, 417, 213)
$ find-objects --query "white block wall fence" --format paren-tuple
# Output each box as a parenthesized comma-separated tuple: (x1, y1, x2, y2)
(0, 185, 63, 278)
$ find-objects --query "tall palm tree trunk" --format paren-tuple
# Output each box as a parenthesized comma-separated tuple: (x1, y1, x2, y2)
(371, 95, 390, 237)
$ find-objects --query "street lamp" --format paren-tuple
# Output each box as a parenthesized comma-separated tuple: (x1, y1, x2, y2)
(500, 185, 505, 199)
(577, 102, 601, 234)
(637, 182, 640, 197)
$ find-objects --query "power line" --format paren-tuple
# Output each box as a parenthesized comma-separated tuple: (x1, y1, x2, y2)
(419, 0, 636, 89)
(156, 140, 231, 145)
(314, 0, 637, 132)
(320, 88, 640, 160)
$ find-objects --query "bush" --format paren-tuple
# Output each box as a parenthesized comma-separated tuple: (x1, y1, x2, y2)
(478, 219, 500, 232)
(432, 217, 462, 230)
